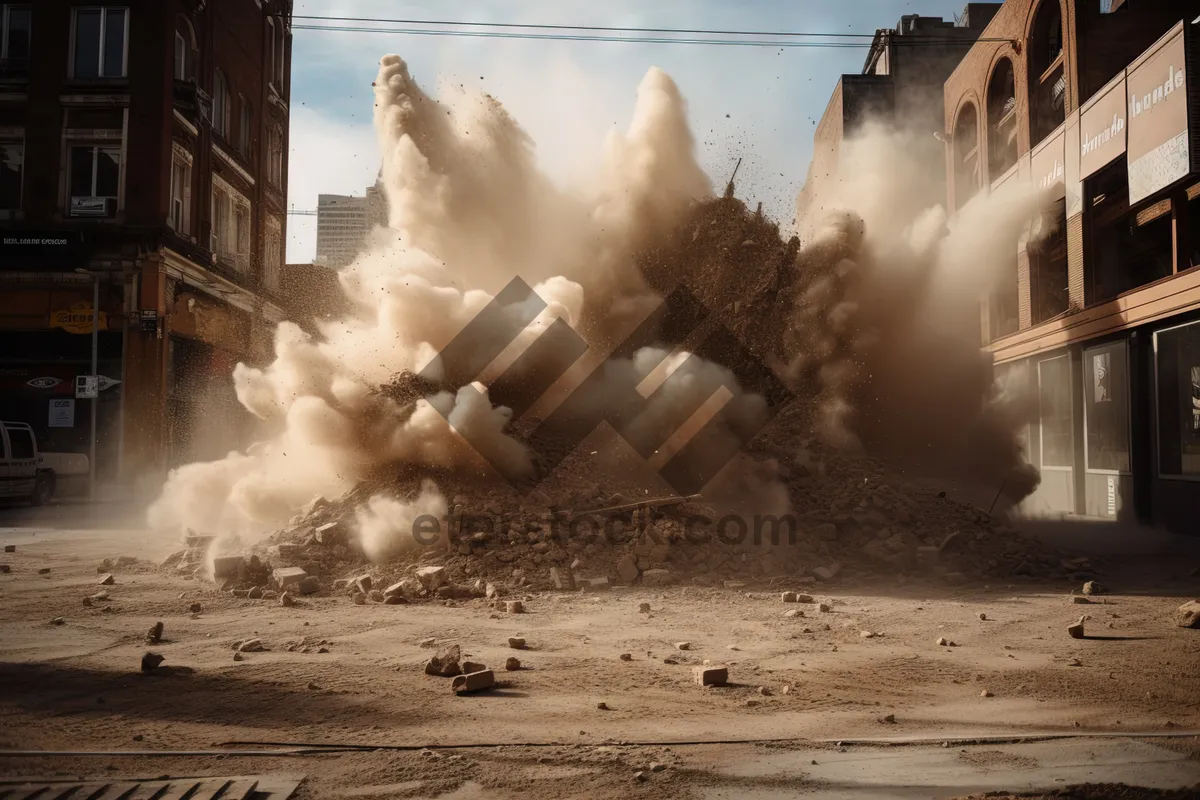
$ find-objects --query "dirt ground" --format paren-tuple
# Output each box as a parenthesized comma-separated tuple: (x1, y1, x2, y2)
(1, 522, 1199, 799)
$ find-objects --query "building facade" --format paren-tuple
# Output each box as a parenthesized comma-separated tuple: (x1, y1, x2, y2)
(797, 5, 1002, 223)
(0, 0, 293, 492)
(945, 0, 1200, 531)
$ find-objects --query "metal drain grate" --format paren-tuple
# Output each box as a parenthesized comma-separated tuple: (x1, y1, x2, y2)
(0, 774, 303, 799)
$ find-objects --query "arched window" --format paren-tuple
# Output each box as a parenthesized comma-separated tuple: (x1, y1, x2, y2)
(174, 15, 196, 81)
(213, 69, 230, 139)
(1028, 1, 1065, 145)
(987, 59, 1018, 179)
(953, 103, 981, 209)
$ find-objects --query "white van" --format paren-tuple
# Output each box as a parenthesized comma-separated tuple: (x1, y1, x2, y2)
(0, 421, 89, 504)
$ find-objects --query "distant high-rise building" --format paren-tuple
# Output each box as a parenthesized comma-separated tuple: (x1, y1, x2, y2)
(315, 193, 368, 268)
(315, 177, 390, 268)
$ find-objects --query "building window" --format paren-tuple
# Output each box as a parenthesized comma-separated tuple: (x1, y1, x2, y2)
(72, 7, 128, 79)
(213, 70, 230, 139)
(237, 96, 252, 159)
(1084, 341, 1130, 473)
(1028, 1, 1065, 146)
(268, 123, 284, 187)
(989, 252, 1020, 339)
(263, 215, 282, 291)
(1038, 353, 1073, 469)
(987, 59, 1018, 179)
(953, 103, 980, 209)
(1030, 198, 1069, 324)
(169, 147, 192, 233)
(174, 31, 186, 80)
(0, 139, 22, 211)
(1154, 319, 1200, 477)
(1, 4, 30, 73)
(267, 17, 286, 94)
(68, 144, 120, 218)
(212, 175, 251, 271)
(1086, 157, 1173, 305)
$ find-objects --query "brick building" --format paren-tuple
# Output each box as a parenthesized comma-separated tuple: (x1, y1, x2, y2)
(944, 0, 1200, 530)
(797, 5, 1002, 222)
(0, 0, 292, 491)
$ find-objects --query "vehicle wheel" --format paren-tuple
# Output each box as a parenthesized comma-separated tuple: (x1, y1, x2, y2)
(31, 473, 55, 506)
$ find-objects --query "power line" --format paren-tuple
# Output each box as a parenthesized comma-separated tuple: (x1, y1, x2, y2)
(289, 14, 1017, 44)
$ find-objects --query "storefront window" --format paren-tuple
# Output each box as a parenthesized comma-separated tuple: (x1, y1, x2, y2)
(1084, 341, 1130, 472)
(1038, 354, 1073, 468)
(1155, 319, 1200, 477)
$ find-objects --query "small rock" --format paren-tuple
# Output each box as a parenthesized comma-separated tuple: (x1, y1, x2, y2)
(784, 609, 804, 618)
(354, 574, 373, 594)
(1067, 657, 1082, 667)
(505, 600, 525, 614)
(980, 689, 993, 698)
(818, 603, 831, 613)
(937, 637, 948, 646)
(146, 621, 164, 644)
(83, 596, 93, 607)
(419, 637, 437, 648)
(505, 657, 521, 671)
(794, 594, 814, 603)
(1068, 615, 1087, 639)
(98, 574, 115, 586)
(238, 638, 264, 652)
(368, 590, 385, 603)
(50, 616, 64, 625)
(462, 661, 486, 673)
(248, 585, 264, 600)
(451, 669, 495, 694)
(978, 613, 987, 621)
(133, 734, 144, 742)
(597, 702, 609, 710)
(694, 666, 728, 686)
(352, 592, 367, 605)
(141, 652, 165, 672)
(674, 641, 691, 651)
(619, 653, 633, 661)
(781, 592, 797, 603)
(3, 545, 13, 553)
(860, 630, 879, 639)
(233, 652, 244, 662)
(1082, 580, 1105, 596)
(1175, 600, 1200, 629)
(781, 684, 792, 695)
(425, 644, 462, 677)
(0, 565, 9, 574)
(280, 592, 295, 607)
(813, 563, 841, 581)
(639, 602, 651, 614)
(189, 602, 202, 613)
(758, 686, 772, 696)
(508, 637, 526, 649)
(38, 568, 50, 575)
(880, 713, 896, 724)
(416, 566, 447, 591)
(650, 762, 666, 773)
(633, 770, 646, 781)
(1072, 596, 1092, 604)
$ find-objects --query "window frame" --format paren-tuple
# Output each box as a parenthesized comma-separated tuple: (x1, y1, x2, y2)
(211, 173, 252, 272)
(1037, 352, 1074, 472)
(213, 69, 230, 139)
(174, 31, 186, 81)
(1153, 318, 1200, 482)
(67, 143, 122, 218)
(1, 4, 31, 64)
(0, 134, 23, 213)
(237, 94, 252, 159)
(1082, 339, 1132, 475)
(168, 142, 192, 234)
(70, 6, 129, 80)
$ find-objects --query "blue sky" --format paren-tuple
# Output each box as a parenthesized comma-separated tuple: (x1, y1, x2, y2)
(286, 0, 971, 262)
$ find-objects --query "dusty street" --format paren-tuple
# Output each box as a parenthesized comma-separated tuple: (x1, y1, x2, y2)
(1, 510, 1198, 798)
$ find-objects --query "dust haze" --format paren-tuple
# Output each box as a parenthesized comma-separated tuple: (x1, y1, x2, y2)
(147, 55, 1049, 558)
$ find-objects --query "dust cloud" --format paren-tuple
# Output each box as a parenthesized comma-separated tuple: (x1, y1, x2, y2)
(148, 57, 1049, 555)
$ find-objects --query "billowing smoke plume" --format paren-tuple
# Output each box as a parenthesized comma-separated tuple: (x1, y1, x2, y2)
(785, 123, 1046, 500)
(147, 56, 761, 549)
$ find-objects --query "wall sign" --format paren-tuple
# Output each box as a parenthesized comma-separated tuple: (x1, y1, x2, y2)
(0, 231, 82, 268)
(48, 399, 75, 428)
(1031, 126, 1067, 201)
(1080, 72, 1127, 180)
(50, 303, 108, 334)
(1126, 22, 1191, 204)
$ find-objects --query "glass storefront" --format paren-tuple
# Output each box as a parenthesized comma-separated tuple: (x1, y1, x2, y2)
(1038, 354, 1073, 468)
(1083, 341, 1130, 473)
(1155, 319, 1200, 477)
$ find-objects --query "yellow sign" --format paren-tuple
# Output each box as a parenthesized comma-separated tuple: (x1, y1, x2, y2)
(50, 303, 108, 334)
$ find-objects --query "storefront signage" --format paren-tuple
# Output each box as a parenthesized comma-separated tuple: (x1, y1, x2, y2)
(1127, 22, 1192, 204)
(75, 375, 98, 399)
(48, 399, 75, 428)
(0, 230, 83, 268)
(140, 309, 159, 332)
(1079, 73, 1127, 179)
(1031, 127, 1066, 201)
(50, 303, 107, 334)
(26, 377, 62, 389)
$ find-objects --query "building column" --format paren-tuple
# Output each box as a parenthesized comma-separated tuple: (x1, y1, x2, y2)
(120, 256, 170, 494)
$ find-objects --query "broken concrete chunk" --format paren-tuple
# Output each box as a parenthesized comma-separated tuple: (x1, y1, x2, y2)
(368, 590, 385, 603)
(813, 562, 841, 581)
(550, 566, 576, 591)
(141, 652, 165, 672)
(642, 569, 671, 587)
(620, 653, 633, 661)
(280, 592, 295, 607)
(639, 603, 651, 614)
(508, 637, 526, 649)
(189, 602, 202, 613)
(355, 574, 373, 594)
(1174, 601, 1200, 629)
(579, 576, 610, 591)
(1068, 615, 1087, 639)
(98, 573, 115, 586)
(694, 665, 728, 686)
(462, 661, 487, 673)
(315, 522, 344, 545)
(3, 545, 14, 553)
(505, 600, 525, 614)
(616, 555, 640, 584)
(272, 566, 307, 591)
(425, 644, 462, 677)
(452, 669, 495, 694)
(1082, 580, 1105, 596)
(351, 592, 367, 605)
(1072, 596, 1092, 604)
(781, 592, 797, 603)
(416, 566, 447, 591)
(212, 556, 244, 579)
(146, 621, 164, 644)
(298, 575, 321, 595)
(674, 641, 691, 651)
(238, 638, 264, 653)
(505, 657, 521, 671)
